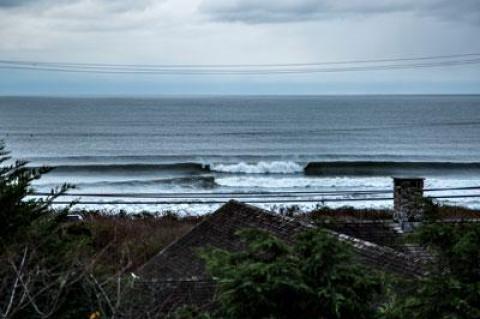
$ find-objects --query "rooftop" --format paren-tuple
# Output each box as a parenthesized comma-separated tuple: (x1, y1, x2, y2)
(137, 201, 432, 310)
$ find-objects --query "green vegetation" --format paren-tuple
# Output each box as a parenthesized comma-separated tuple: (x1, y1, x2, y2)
(185, 201, 480, 319)
(0, 143, 198, 318)
(0, 143, 71, 248)
(201, 228, 383, 319)
(381, 202, 480, 319)
(1, 141, 480, 318)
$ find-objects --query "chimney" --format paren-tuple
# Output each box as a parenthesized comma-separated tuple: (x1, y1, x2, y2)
(393, 177, 425, 232)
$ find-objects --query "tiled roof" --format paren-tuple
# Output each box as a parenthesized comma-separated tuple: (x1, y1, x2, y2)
(139, 200, 426, 281)
(317, 220, 404, 250)
(135, 201, 433, 313)
(139, 200, 312, 281)
(129, 280, 217, 315)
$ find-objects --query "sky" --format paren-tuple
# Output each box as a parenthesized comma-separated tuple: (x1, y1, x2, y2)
(0, 0, 479, 95)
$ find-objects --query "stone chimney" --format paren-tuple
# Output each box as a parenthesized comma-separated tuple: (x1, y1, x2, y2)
(393, 177, 425, 231)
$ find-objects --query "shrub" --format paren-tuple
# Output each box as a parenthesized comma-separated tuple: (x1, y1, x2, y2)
(383, 202, 480, 319)
(201, 228, 383, 319)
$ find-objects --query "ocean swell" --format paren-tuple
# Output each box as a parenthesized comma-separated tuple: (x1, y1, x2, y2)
(210, 161, 304, 174)
(41, 163, 209, 174)
(36, 176, 217, 189)
(304, 161, 480, 176)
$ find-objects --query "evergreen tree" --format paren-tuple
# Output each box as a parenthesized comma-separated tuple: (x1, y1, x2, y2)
(0, 142, 71, 248)
(201, 228, 383, 319)
(383, 202, 480, 319)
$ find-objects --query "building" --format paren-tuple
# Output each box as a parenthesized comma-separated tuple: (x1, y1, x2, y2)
(135, 200, 432, 312)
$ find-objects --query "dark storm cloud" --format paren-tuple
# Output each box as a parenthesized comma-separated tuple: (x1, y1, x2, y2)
(200, 0, 480, 24)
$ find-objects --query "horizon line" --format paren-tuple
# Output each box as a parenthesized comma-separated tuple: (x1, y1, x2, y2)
(1, 93, 480, 98)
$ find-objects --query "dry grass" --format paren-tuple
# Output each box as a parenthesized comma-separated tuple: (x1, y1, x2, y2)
(435, 205, 480, 219)
(81, 212, 203, 272)
(304, 204, 480, 222)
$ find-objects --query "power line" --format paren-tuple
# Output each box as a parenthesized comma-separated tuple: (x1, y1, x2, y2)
(424, 186, 480, 192)
(50, 197, 396, 205)
(1, 55, 480, 75)
(30, 189, 395, 198)
(29, 186, 480, 199)
(47, 194, 480, 205)
(2, 52, 480, 68)
(2, 59, 480, 74)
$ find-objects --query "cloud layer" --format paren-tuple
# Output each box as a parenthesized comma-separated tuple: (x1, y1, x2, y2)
(200, 0, 480, 24)
(0, 0, 155, 15)
(0, 0, 479, 94)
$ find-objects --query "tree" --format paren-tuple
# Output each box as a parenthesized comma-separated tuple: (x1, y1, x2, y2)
(0, 142, 71, 248)
(383, 202, 480, 319)
(0, 142, 94, 319)
(0, 142, 168, 319)
(201, 228, 383, 319)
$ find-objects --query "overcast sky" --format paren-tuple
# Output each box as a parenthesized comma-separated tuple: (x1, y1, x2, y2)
(0, 0, 479, 95)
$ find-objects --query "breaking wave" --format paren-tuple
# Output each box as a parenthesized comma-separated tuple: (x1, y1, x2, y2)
(209, 161, 304, 174)
(36, 160, 480, 177)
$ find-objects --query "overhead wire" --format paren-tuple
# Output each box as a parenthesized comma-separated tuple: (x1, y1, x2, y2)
(1, 52, 480, 68)
(26, 185, 480, 205)
(1, 54, 480, 75)
(47, 194, 480, 206)
(29, 185, 480, 199)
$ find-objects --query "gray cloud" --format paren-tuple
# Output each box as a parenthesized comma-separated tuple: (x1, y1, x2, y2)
(0, 0, 152, 11)
(200, 0, 480, 24)
(0, 0, 36, 7)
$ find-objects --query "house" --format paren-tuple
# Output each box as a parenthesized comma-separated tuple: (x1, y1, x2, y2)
(135, 200, 431, 312)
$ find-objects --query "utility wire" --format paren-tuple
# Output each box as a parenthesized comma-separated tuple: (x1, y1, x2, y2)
(50, 198, 397, 205)
(48, 194, 480, 205)
(1, 56, 480, 75)
(1, 52, 479, 68)
(29, 185, 480, 199)
(2, 59, 480, 74)
(30, 190, 395, 198)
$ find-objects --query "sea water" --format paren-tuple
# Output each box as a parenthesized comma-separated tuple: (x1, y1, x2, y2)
(1, 95, 479, 213)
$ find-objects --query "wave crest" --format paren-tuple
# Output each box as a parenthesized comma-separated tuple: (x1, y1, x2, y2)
(210, 161, 303, 174)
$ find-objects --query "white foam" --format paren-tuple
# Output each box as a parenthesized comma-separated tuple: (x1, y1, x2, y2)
(216, 176, 391, 189)
(210, 161, 304, 174)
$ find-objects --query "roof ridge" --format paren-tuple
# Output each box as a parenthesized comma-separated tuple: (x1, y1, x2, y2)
(139, 201, 427, 280)
(137, 200, 255, 275)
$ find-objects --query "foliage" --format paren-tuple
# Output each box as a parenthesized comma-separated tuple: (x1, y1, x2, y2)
(0, 142, 202, 318)
(2, 139, 480, 318)
(201, 228, 383, 319)
(0, 142, 72, 248)
(382, 201, 480, 319)
(167, 305, 213, 319)
(0, 142, 96, 318)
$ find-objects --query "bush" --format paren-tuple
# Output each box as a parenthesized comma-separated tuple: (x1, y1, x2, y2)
(0, 143, 95, 318)
(0, 142, 202, 318)
(383, 202, 480, 319)
(201, 228, 383, 319)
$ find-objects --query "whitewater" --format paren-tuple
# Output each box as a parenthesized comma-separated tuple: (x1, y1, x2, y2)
(1, 95, 480, 214)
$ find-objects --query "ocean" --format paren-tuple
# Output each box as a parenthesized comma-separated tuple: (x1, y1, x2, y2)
(1, 95, 480, 213)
